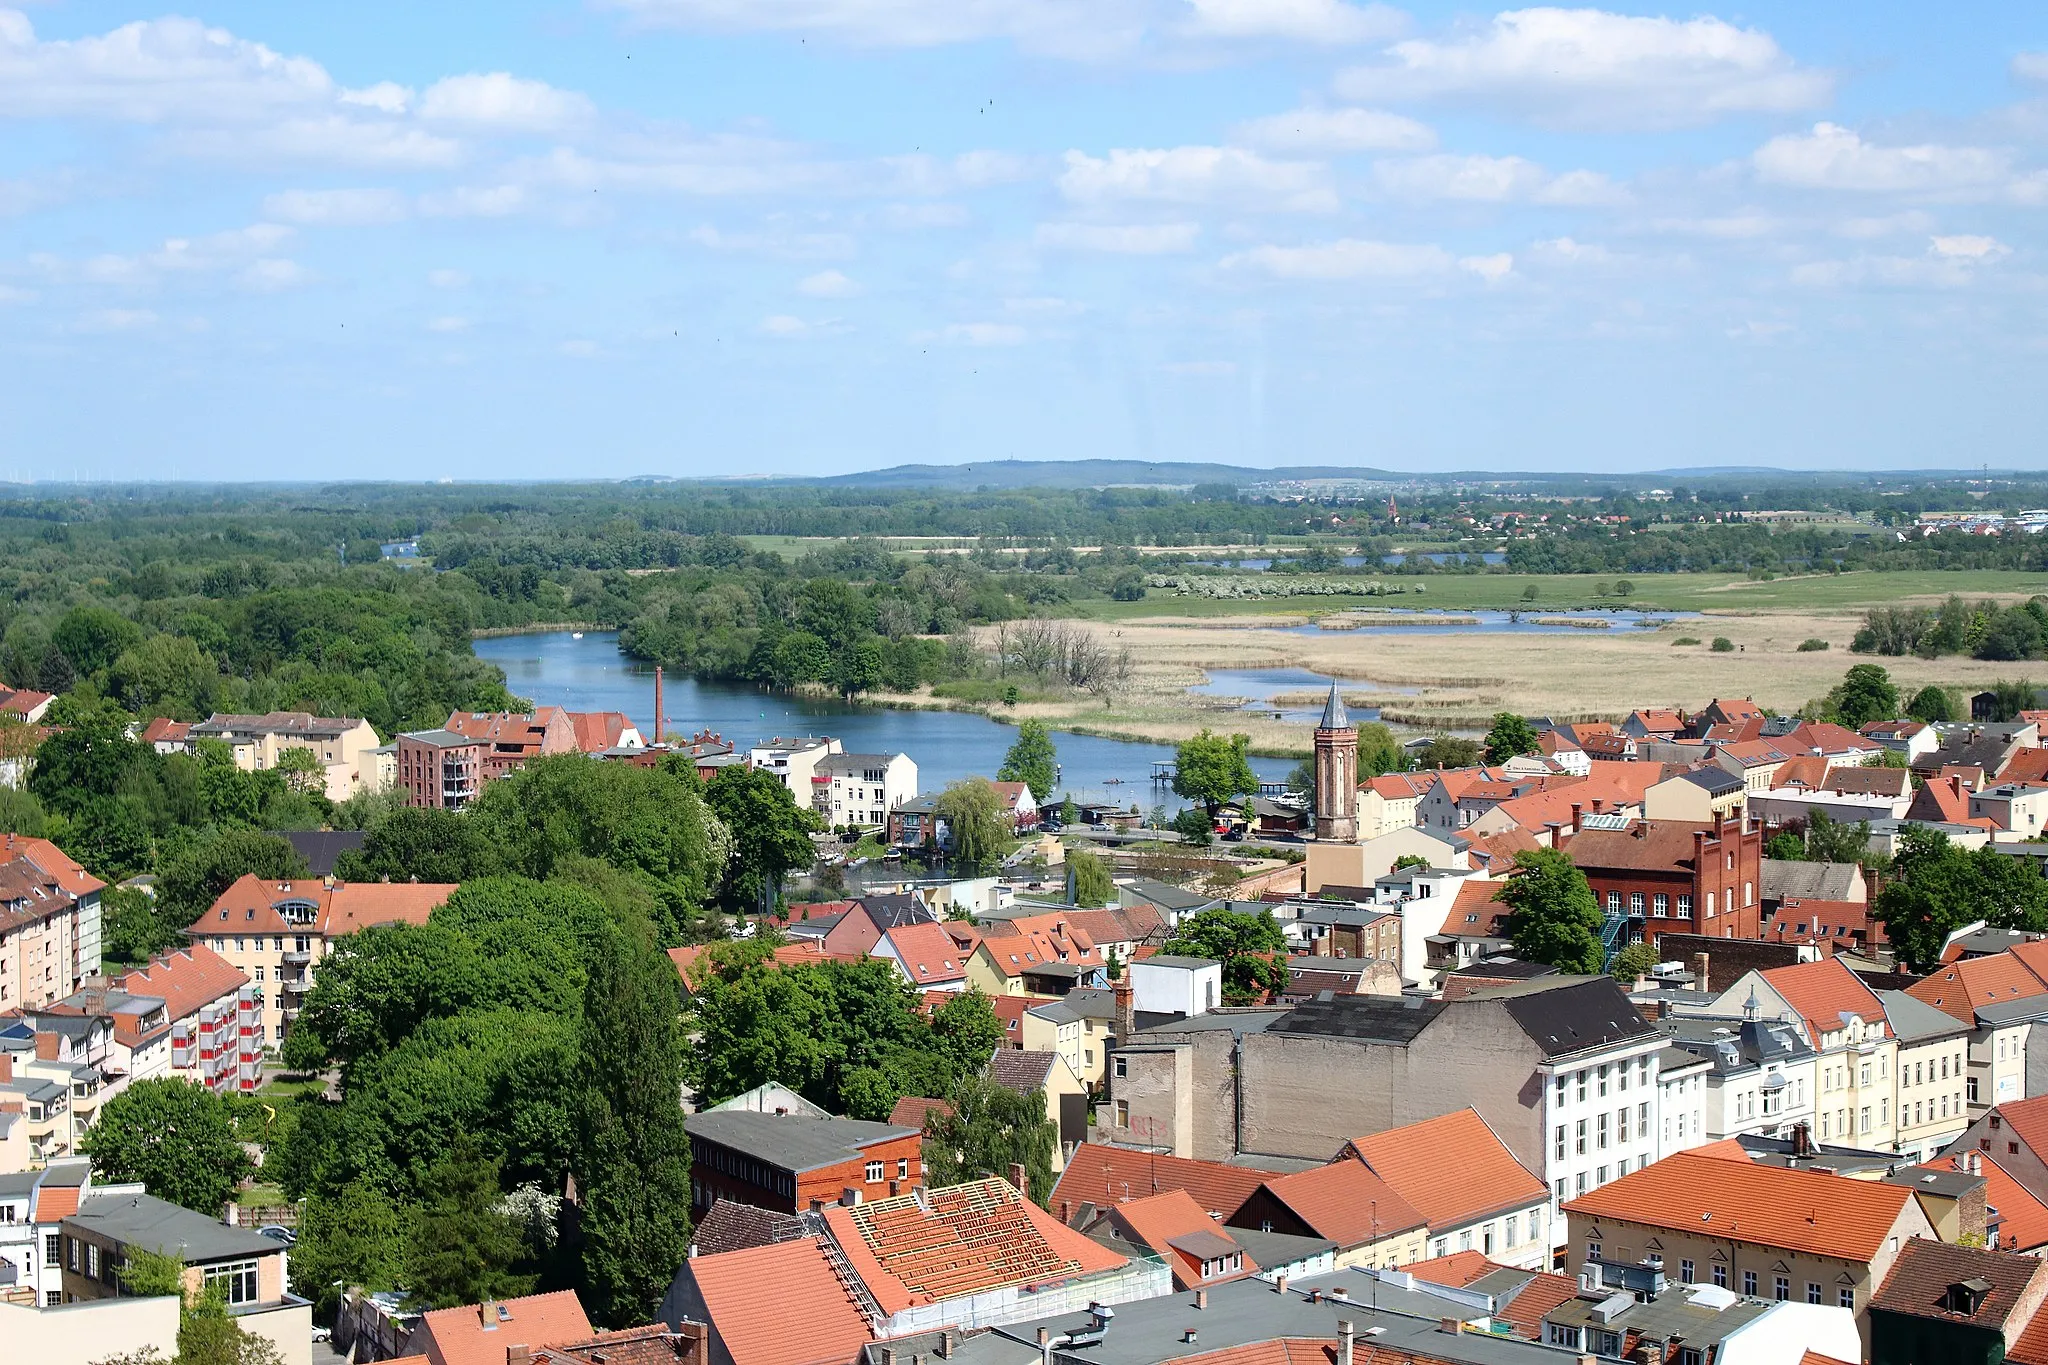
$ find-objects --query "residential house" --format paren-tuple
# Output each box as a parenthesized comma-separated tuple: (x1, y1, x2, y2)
(1129, 956, 1222, 1024)
(1048, 1143, 1268, 1223)
(1882, 989, 1976, 1161)
(1561, 1146, 1940, 1348)
(0, 686, 53, 724)
(1022, 990, 1115, 1089)
(1356, 771, 1438, 840)
(819, 894, 938, 958)
(660, 1237, 876, 1365)
(990, 781, 1042, 833)
(966, 914, 1106, 997)
(137, 717, 191, 754)
(1781, 721, 1886, 766)
(684, 1110, 922, 1215)
(1656, 1014, 1816, 1144)
(1535, 729, 1591, 777)
(1864, 719, 1939, 764)
(393, 728, 484, 809)
(1642, 766, 1748, 823)
(1656, 1045, 1714, 1156)
(1117, 878, 1220, 928)
(1338, 1108, 1552, 1269)
(886, 795, 940, 851)
(1094, 1189, 1258, 1290)
(811, 752, 917, 830)
(1302, 825, 1467, 900)
(1930, 1148, 2048, 1255)
(1906, 944, 2048, 1117)
(441, 706, 579, 780)
(1288, 903, 1399, 965)
(50, 947, 254, 1096)
(0, 1050, 70, 1168)
(61, 1190, 310, 1363)
(565, 710, 645, 752)
(1051, 904, 1167, 967)
(188, 710, 386, 802)
(0, 836, 105, 1011)
(1761, 858, 1867, 911)
(1225, 1159, 1428, 1270)
(410, 1290, 592, 1365)
(1945, 1095, 2048, 1226)
(1710, 739, 1795, 793)
(1279, 956, 1400, 1002)
(867, 921, 979, 993)
(0, 1157, 96, 1305)
(1922, 724, 2039, 779)
(1623, 709, 1688, 742)
(1869, 1238, 2048, 1365)
(1974, 784, 2048, 841)
(748, 736, 843, 801)
(1561, 814, 1766, 943)
(988, 1049, 1088, 1169)
(185, 875, 457, 1046)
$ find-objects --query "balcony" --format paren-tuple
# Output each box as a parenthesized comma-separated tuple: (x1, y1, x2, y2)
(282, 950, 312, 966)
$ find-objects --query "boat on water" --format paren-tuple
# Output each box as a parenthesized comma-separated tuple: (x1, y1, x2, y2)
(571, 632, 584, 639)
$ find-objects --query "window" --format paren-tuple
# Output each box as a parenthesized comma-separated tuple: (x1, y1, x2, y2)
(1840, 1289, 1855, 1308)
(254, 966, 265, 983)
(1114, 1100, 1129, 1126)
(1597, 1063, 1609, 1097)
(1458, 1230, 1473, 1252)
(1504, 1216, 1518, 1247)
(1676, 894, 1692, 916)
(1576, 1070, 1588, 1102)
(897, 1158, 908, 1178)
(1606, 891, 1622, 912)
(1969, 1077, 1981, 1104)
(1742, 1270, 1757, 1297)
(1587, 1241, 1603, 1263)
(66, 1238, 77, 1272)
(1712, 1264, 1727, 1288)
(1774, 1276, 1789, 1302)
(1638, 1101, 1650, 1133)
(1597, 1113, 1609, 1149)
(1575, 1172, 1587, 1195)
(1807, 1283, 1822, 1305)
(1706, 892, 1716, 917)
(86, 1243, 100, 1280)
(1555, 1125, 1567, 1161)
(1630, 892, 1645, 915)
(45, 1233, 58, 1267)
(1654, 893, 1669, 915)
(1617, 1107, 1629, 1142)
(1555, 1075, 1568, 1106)
(1861, 1106, 1872, 1133)
(865, 1161, 884, 1182)
(204, 1261, 260, 1307)
(1596, 1165, 1609, 1186)
(1547, 1325, 1581, 1350)
(1576, 1119, 1588, 1154)
(1554, 1179, 1566, 1205)
(1113, 1056, 1127, 1079)
(1590, 1329, 1622, 1359)
(1679, 1259, 1694, 1282)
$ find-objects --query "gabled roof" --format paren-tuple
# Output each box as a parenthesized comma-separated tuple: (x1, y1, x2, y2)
(877, 920, 976, 985)
(1907, 951, 2048, 1024)
(824, 1178, 1127, 1314)
(1756, 956, 1887, 1048)
(1108, 1189, 1255, 1287)
(566, 711, 638, 752)
(1443, 879, 1510, 937)
(987, 1049, 1062, 1094)
(1364, 772, 1438, 801)
(1761, 859, 1862, 903)
(1051, 1144, 1270, 1220)
(1868, 1236, 2048, 1328)
(1561, 819, 1727, 876)
(1490, 976, 1658, 1058)
(189, 874, 456, 938)
(1930, 1154, 2048, 1253)
(1629, 709, 1686, 734)
(687, 1239, 872, 1365)
(887, 1096, 953, 1131)
(689, 1199, 807, 1258)
(0, 834, 103, 899)
(1783, 721, 1880, 755)
(1341, 1109, 1546, 1229)
(114, 946, 246, 1027)
(1561, 1149, 1912, 1262)
(415, 1292, 595, 1365)
(192, 710, 368, 739)
(1247, 1160, 1424, 1245)
(2001, 749, 2048, 785)
(1905, 774, 1998, 829)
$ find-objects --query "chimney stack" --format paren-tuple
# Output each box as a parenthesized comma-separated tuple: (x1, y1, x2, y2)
(1275, 1274, 1289, 1296)
(1338, 1320, 1356, 1365)
(938, 1332, 956, 1359)
(1195, 1289, 1208, 1311)
(1571, 803, 1584, 833)
(1112, 978, 1134, 1043)
(1692, 952, 1710, 990)
(1009, 1162, 1028, 1194)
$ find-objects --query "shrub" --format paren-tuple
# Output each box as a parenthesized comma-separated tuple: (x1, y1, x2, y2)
(1797, 638, 1829, 652)
(1672, 636, 1701, 647)
(1711, 637, 1735, 652)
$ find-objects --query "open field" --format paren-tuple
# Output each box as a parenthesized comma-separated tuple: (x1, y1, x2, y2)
(1070, 569, 2048, 619)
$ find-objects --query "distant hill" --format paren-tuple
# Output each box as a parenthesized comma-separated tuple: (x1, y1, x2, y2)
(752, 459, 1941, 491)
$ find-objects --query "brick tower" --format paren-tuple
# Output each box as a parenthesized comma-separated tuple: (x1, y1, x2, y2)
(1313, 681, 1358, 842)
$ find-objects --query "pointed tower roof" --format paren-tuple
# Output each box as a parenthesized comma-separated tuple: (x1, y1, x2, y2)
(1318, 681, 1351, 731)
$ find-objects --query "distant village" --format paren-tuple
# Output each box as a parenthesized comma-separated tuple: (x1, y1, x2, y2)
(15, 674, 2048, 1365)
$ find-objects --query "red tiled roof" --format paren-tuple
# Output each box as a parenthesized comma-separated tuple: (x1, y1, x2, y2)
(2001, 750, 2048, 785)
(566, 711, 637, 752)
(824, 1178, 1126, 1313)
(1708, 699, 1765, 721)
(1907, 952, 2048, 1024)
(1561, 819, 1728, 876)
(1629, 710, 1685, 734)
(1051, 1144, 1270, 1220)
(1253, 1160, 1425, 1246)
(414, 1291, 593, 1365)
(1769, 755, 1830, 791)
(1444, 880, 1510, 936)
(1757, 956, 1887, 1049)
(1486, 780, 1634, 838)
(0, 687, 52, 717)
(887, 1096, 953, 1130)
(139, 717, 191, 745)
(1342, 1109, 1546, 1229)
(1986, 1095, 2048, 1167)
(1930, 1154, 2048, 1252)
(1366, 772, 1438, 801)
(1712, 739, 1791, 767)
(977, 914, 1102, 977)
(1108, 1188, 1257, 1288)
(33, 1185, 80, 1220)
(1562, 1150, 1912, 1262)
(190, 874, 455, 938)
(1783, 722, 1879, 755)
(116, 945, 247, 1025)
(1464, 828, 1539, 875)
(323, 882, 457, 935)
(687, 1240, 872, 1365)
(1401, 1251, 1492, 1287)
(0, 834, 103, 898)
(878, 921, 976, 985)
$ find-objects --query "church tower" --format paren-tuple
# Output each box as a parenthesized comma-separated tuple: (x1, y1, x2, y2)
(1313, 681, 1358, 842)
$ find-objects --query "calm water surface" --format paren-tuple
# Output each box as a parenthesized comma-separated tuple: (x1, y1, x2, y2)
(473, 631, 1296, 807)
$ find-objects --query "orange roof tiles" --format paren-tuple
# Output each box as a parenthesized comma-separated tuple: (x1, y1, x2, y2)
(0, 833, 104, 898)
(1562, 1149, 1912, 1263)
(1366, 772, 1438, 801)
(566, 711, 638, 752)
(1486, 780, 1634, 838)
(191, 874, 456, 938)
(1757, 956, 1887, 1048)
(323, 881, 458, 935)
(878, 920, 977, 985)
(686, 1240, 872, 1365)
(2002, 749, 2048, 785)
(1400, 1253, 1578, 1341)
(413, 1291, 593, 1365)
(977, 914, 1102, 978)
(1783, 722, 1879, 755)
(1401, 1250, 1493, 1288)
(1907, 951, 2048, 1024)
(1342, 1109, 1546, 1229)
(1987, 1095, 2048, 1164)
(1252, 1160, 1425, 1247)
(1050, 1144, 1270, 1220)
(34, 1185, 80, 1220)
(887, 1096, 953, 1130)
(1931, 1154, 2048, 1252)
(115, 944, 247, 1028)
(1444, 880, 1511, 936)
(1906, 774, 1998, 828)
(824, 1178, 1126, 1314)
(1107, 1189, 1256, 1288)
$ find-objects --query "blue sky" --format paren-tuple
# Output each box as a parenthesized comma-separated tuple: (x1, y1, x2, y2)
(2, 2, 2046, 480)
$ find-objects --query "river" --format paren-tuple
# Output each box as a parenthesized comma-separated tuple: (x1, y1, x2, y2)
(472, 631, 1297, 809)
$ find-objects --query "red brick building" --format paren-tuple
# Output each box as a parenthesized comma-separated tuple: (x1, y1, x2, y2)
(684, 1110, 925, 1214)
(394, 728, 484, 810)
(1560, 812, 1766, 943)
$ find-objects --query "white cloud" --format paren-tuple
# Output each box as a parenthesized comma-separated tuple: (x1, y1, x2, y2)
(426, 315, 471, 332)
(428, 269, 470, 289)
(417, 184, 530, 218)
(166, 117, 462, 169)
(880, 202, 970, 230)
(1336, 8, 1833, 130)
(238, 258, 311, 292)
(1180, 0, 1403, 46)
(1930, 234, 2010, 261)
(1373, 153, 1625, 205)
(687, 222, 858, 259)
(1462, 252, 1514, 281)
(2015, 52, 2048, 83)
(1645, 211, 1782, 239)
(760, 313, 850, 338)
(1793, 235, 2011, 288)
(39, 223, 295, 289)
(262, 187, 409, 226)
(1034, 222, 1200, 253)
(1058, 147, 1335, 212)
(928, 322, 1026, 346)
(1754, 123, 2014, 195)
(0, 11, 334, 121)
(1221, 237, 1458, 280)
(73, 307, 159, 332)
(341, 81, 412, 114)
(799, 269, 861, 297)
(1231, 106, 1435, 153)
(418, 73, 594, 132)
(0, 283, 35, 304)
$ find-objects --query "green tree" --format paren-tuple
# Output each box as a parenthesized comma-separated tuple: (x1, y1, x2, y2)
(290, 1182, 404, 1318)
(936, 777, 1010, 875)
(1611, 941, 1659, 982)
(834, 636, 886, 700)
(1877, 826, 2048, 971)
(1160, 906, 1286, 1004)
(930, 989, 1006, 1074)
(403, 1136, 535, 1309)
(1068, 850, 1115, 907)
(108, 1248, 287, 1365)
(924, 1073, 1057, 1205)
(1172, 729, 1257, 818)
(998, 720, 1059, 803)
(1905, 686, 1958, 724)
(1414, 734, 1482, 769)
(275, 746, 326, 796)
(1484, 712, 1541, 764)
(1827, 664, 1901, 729)
(1804, 809, 1872, 865)
(1499, 849, 1603, 975)
(157, 831, 309, 932)
(704, 764, 821, 913)
(1357, 721, 1409, 777)
(103, 885, 185, 965)
(1169, 807, 1213, 845)
(1763, 829, 1805, 862)
(82, 1079, 254, 1212)
(575, 921, 694, 1327)
(52, 604, 144, 677)
(29, 712, 148, 817)
(334, 806, 488, 883)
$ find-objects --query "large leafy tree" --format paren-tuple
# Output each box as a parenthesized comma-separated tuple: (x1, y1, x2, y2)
(1068, 850, 1115, 907)
(924, 1073, 1057, 1204)
(703, 763, 820, 913)
(402, 1136, 536, 1309)
(1876, 825, 2048, 971)
(29, 712, 148, 817)
(157, 830, 308, 931)
(1483, 712, 1541, 764)
(1172, 729, 1257, 818)
(1499, 849, 1604, 975)
(936, 777, 1010, 875)
(1906, 685, 1958, 724)
(290, 1182, 404, 1318)
(575, 920, 693, 1327)
(82, 1079, 253, 1213)
(334, 806, 490, 884)
(1828, 664, 1901, 729)
(1414, 734, 1482, 770)
(998, 720, 1059, 803)
(1160, 906, 1286, 1004)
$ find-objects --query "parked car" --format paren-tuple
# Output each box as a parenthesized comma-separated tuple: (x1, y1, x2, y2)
(257, 1224, 296, 1246)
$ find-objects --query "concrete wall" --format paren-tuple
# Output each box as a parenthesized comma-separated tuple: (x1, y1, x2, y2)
(0, 1294, 181, 1365)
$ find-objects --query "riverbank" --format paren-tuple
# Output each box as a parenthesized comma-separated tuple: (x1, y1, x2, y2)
(471, 621, 610, 638)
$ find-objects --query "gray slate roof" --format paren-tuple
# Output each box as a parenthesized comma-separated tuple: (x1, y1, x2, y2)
(987, 1050, 1059, 1094)
(1761, 858, 1862, 902)
(683, 1110, 916, 1174)
(1318, 682, 1349, 731)
(1877, 989, 1972, 1043)
(71, 1191, 281, 1265)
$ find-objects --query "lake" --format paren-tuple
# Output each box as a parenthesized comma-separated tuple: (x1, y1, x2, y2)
(473, 631, 1298, 808)
(1285, 608, 1701, 636)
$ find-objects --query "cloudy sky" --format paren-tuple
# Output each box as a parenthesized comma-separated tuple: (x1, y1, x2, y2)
(2, 2, 2045, 480)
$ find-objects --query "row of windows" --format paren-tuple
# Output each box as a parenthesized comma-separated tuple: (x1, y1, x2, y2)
(1555, 1058, 1653, 1106)
(1551, 1157, 1650, 1205)
(1426, 1211, 1530, 1260)
(1585, 1245, 1855, 1307)
(1554, 1105, 1653, 1159)
(1901, 1053, 1966, 1087)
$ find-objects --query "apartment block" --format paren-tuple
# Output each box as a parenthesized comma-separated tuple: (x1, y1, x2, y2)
(188, 711, 385, 802)
(0, 836, 105, 1011)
